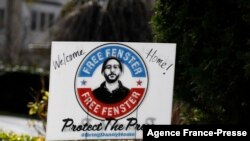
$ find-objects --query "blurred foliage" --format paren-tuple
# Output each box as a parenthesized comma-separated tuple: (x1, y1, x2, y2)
(54, 0, 152, 42)
(152, 0, 250, 124)
(0, 130, 44, 141)
(171, 100, 208, 124)
(27, 89, 48, 131)
(60, 0, 75, 17)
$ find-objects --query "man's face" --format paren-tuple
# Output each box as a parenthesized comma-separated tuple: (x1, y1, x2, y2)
(103, 59, 121, 83)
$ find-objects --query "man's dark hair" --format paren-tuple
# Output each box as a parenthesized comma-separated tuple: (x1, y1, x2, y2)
(101, 57, 123, 73)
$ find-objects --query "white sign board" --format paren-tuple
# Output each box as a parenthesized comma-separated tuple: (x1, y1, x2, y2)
(46, 42, 176, 140)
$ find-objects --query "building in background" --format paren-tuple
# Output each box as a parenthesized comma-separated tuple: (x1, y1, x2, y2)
(0, 0, 68, 49)
(0, 0, 154, 68)
(0, 0, 70, 68)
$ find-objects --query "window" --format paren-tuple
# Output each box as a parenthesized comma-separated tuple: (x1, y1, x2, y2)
(0, 9, 4, 29)
(31, 11, 55, 31)
(40, 12, 45, 31)
(48, 13, 54, 27)
(31, 11, 37, 30)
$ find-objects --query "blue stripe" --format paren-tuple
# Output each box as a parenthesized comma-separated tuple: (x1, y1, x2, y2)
(78, 45, 146, 77)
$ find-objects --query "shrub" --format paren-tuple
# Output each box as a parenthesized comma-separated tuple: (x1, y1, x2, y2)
(152, 0, 250, 124)
(0, 130, 44, 141)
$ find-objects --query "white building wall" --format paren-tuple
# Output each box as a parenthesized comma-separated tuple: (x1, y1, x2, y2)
(0, 0, 66, 49)
(0, 0, 6, 8)
(25, 1, 63, 45)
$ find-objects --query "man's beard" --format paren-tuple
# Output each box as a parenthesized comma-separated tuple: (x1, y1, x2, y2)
(104, 73, 120, 83)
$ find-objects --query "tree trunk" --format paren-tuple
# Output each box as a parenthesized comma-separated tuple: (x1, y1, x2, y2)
(6, 0, 23, 64)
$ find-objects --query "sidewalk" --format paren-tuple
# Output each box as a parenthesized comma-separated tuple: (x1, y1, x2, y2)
(0, 115, 44, 136)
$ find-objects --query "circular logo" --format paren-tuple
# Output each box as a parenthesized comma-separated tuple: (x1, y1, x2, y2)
(75, 43, 148, 120)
